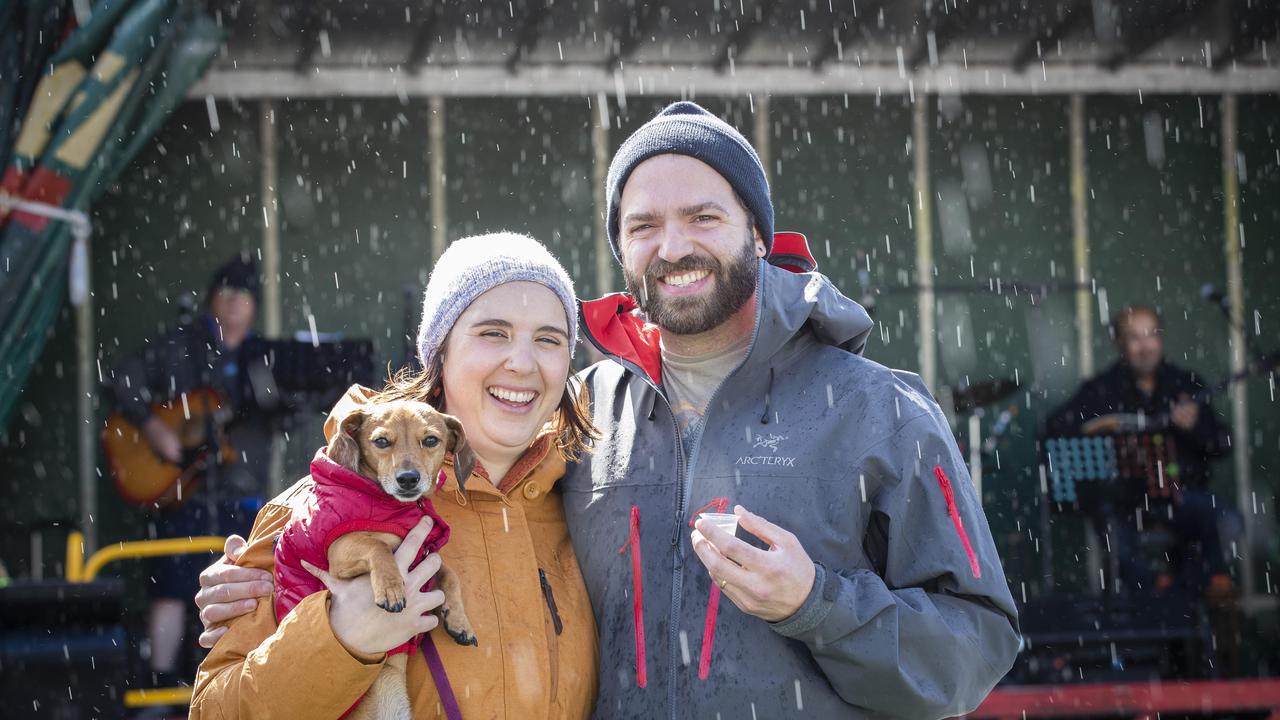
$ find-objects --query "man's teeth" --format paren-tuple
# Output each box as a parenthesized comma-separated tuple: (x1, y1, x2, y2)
(489, 387, 536, 404)
(663, 270, 710, 288)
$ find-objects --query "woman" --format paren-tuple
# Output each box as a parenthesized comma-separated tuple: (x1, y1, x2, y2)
(191, 232, 599, 719)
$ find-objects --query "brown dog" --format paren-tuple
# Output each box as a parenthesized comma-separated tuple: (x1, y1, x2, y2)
(324, 400, 477, 719)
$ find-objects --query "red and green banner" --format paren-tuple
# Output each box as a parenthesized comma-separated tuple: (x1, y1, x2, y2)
(0, 0, 224, 429)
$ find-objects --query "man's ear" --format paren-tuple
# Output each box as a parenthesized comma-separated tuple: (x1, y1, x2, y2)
(443, 414, 476, 491)
(329, 410, 365, 473)
(754, 227, 767, 258)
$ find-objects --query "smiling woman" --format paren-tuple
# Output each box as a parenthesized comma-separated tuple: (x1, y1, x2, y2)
(191, 233, 601, 720)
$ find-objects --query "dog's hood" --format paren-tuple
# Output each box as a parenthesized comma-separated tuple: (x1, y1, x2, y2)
(580, 259, 873, 387)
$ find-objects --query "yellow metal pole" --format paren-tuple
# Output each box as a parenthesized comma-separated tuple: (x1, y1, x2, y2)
(77, 536, 227, 582)
(65, 530, 85, 582)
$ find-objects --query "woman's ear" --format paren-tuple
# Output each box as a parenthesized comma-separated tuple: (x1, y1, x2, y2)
(443, 414, 476, 491)
(329, 410, 365, 472)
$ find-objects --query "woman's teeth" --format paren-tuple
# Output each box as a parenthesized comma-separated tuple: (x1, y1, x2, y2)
(662, 270, 710, 287)
(488, 387, 536, 404)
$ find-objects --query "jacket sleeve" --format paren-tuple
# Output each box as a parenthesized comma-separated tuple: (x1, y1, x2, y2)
(110, 340, 170, 427)
(190, 504, 385, 720)
(769, 411, 1021, 719)
(1173, 373, 1230, 459)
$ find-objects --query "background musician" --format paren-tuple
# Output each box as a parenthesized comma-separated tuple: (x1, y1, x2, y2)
(108, 254, 270, 688)
(1047, 304, 1233, 600)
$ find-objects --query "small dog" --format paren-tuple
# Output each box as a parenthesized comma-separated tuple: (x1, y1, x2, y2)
(273, 399, 477, 720)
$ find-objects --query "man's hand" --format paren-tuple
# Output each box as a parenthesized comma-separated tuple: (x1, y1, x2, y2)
(304, 517, 444, 657)
(690, 505, 816, 623)
(142, 416, 182, 464)
(1171, 394, 1200, 431)
(195, 535, 274, 648)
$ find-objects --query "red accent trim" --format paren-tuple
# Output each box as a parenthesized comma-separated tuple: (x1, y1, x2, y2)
(581, 293, 664, 385)
(12, 167, 73, 232)
(688, 496, 730, 681)
(616, 505, 647, 688)
(933, 466, 981, 579)
(964, 679, 1280, 718)
(769, 231, 818, 273)
(699, 584, 723, 681)
(688, 497, 730, 528)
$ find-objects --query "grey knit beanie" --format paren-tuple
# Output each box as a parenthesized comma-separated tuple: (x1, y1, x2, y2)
(605, 101, 773, 263)
(416, 232, 577, 368)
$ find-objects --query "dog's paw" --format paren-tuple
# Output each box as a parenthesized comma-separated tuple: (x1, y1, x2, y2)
(374, 580, 407, 613)
(441, 608, 478, 647)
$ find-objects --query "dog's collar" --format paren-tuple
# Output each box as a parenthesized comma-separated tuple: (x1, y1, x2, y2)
(437, 469, 447, 491)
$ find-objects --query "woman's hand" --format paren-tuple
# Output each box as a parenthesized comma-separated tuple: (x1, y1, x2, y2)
(303, 517, 445, 657)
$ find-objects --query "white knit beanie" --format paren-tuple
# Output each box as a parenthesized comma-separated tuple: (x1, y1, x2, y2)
(416, 232, 577, 368)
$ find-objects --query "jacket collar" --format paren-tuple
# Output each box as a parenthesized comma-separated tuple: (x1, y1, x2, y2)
(439, 428, 565, 500)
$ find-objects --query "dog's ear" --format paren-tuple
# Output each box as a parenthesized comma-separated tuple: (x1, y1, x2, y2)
(329, 409, 366, 473)
(443, 414, 476, 491)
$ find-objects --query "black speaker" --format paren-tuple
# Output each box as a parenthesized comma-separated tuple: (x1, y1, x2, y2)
(0, 580, 127, 720)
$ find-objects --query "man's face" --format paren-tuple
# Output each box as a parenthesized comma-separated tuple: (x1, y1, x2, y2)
(1117, 310, 1163, 375)
(209, 287, 256, 344)
(618, 154, 766, 336)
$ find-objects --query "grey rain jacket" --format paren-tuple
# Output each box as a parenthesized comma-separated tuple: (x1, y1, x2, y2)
(562, 260, 1020, 719)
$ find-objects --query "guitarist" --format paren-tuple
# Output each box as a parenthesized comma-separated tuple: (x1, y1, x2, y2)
(108, 254, 270, 688)
(1047, 304, 1233, 601)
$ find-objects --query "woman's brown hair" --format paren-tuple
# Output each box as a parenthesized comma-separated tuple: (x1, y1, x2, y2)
(373, 351, 598, 463)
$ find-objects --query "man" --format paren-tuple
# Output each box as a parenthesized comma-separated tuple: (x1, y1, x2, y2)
(1047, 304, 1232, 596)
(195, 103, 1019, 718)
(110, 254, 270, 686)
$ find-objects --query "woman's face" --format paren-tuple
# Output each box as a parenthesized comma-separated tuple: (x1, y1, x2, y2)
(440, 281, 571, 467)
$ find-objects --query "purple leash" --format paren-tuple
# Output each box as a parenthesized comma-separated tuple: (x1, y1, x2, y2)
(420, 632, 463, 720)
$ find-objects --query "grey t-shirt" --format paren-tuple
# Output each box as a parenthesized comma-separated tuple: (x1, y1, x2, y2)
(661, 335, 751, 453)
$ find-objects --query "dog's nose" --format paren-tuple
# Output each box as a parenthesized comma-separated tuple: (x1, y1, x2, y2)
(396, 470, 421, 489)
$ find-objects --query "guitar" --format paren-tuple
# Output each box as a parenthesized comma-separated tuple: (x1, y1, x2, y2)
(102, 387, 237, 509)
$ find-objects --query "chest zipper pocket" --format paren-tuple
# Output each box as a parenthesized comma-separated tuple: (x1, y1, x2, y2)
(539, 569, 564, 635)
(539, 568, 563, 703)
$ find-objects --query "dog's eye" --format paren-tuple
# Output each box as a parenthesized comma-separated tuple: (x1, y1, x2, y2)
(422, 436, 440, 448)
(372, 437, 391, 449)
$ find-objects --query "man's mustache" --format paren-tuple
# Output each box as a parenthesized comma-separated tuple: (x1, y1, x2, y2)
(644, 256, 720, 282)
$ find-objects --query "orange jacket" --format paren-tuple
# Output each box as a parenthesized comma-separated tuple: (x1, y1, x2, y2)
(191, 386, 598, 719)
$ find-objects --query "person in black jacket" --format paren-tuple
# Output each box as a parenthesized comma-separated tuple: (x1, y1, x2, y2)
(1048, 304, 1232, 597)
(109, 254, 270, 686)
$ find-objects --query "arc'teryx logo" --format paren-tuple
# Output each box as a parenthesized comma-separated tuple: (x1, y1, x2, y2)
(736, 432, 796, 467)
(752, 433, 786, 452)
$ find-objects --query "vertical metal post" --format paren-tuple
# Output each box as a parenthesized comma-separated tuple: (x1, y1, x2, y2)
(1070, 94, 1094, 378)
(592, 93, 611, 297)
(260, 101, 281, 338)
(429, 96, 448, 262)
(260, 100, 285, 497)
(1221, 94, 1255, 600)
(913, 95, 937, 392)
(76, 236, 97, 553)
(753, 93, 771, 191)
(1070, 93, 1106, 592)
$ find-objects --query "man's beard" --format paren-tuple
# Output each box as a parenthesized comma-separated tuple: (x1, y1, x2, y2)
(624, 235, 758, 336)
